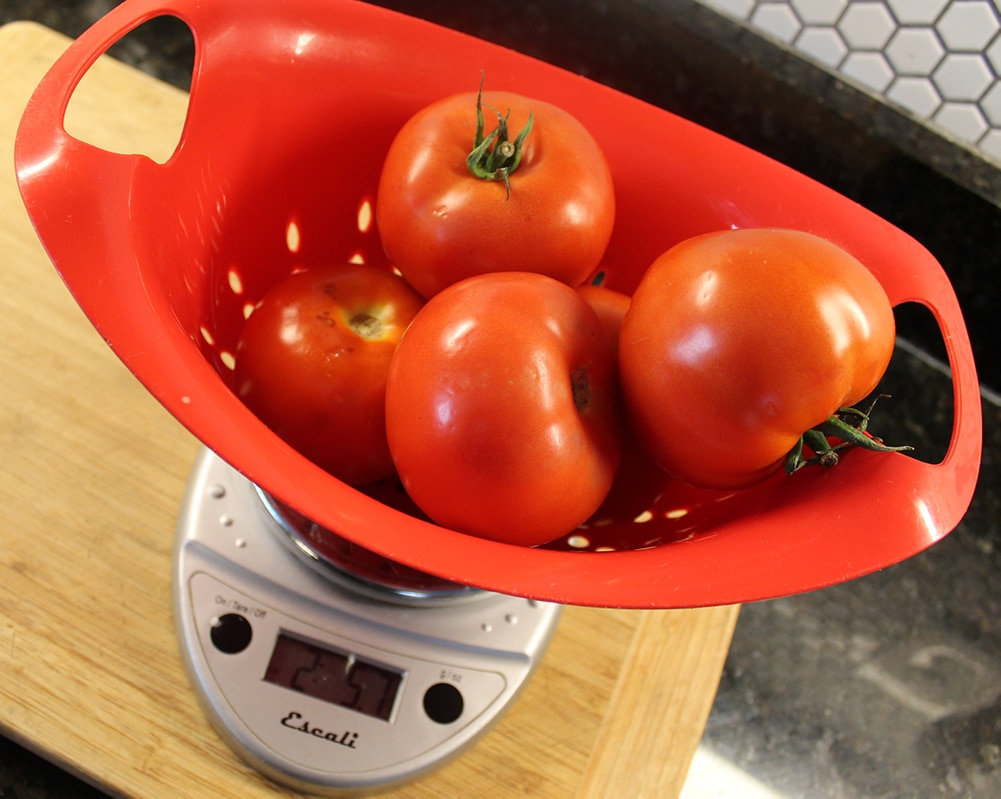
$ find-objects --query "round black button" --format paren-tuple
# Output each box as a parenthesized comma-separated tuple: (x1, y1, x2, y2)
(210, 613, 253, 654)
(423, 682, 464, 724)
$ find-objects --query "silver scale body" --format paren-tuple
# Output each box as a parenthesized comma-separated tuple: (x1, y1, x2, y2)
(173, 448, 563, 794)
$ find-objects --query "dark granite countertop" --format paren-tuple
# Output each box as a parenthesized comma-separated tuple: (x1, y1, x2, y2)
(2, 1, 999, 797)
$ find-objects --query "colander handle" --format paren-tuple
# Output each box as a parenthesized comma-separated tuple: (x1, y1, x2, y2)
(15, 0, 196, 174)
(14, 0, 206, 290)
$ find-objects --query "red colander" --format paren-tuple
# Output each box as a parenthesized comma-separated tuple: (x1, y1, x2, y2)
(15, 0, 982, 608)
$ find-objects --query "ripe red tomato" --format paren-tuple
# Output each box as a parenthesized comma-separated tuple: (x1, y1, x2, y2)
(573, 282, 676, 532)
(233, 263, 425, 485)
(376, 88, 615, 298)
(577, 283, 631, 354)
(619, 228, 898, 490)
(385, 272, 623, 546)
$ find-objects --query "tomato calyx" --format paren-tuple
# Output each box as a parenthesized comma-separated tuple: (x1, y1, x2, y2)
(349, 312, 383, 339)
(785, 395, 914, 475)
(466, 75, 534, 199)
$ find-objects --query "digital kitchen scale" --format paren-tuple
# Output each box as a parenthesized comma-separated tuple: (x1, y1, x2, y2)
(173, 448, 562, 794)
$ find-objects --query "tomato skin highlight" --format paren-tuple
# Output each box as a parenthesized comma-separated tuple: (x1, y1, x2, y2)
(233, 263, 425, 486)
(376, 90, 615, 299)
(385, 272, 623, 546)
(619, 228, 896, 490)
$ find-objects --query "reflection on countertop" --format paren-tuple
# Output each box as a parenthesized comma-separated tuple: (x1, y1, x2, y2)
(1, 1, 998, 797)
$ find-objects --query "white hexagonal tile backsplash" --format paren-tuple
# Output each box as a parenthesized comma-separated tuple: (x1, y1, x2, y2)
(699, 0, 1001, 164)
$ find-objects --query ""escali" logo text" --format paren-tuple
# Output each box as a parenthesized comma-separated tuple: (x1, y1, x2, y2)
(281, 711, 359, 749)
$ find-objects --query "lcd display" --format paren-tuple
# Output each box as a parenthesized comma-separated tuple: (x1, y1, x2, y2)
(264, 633, 402, 721)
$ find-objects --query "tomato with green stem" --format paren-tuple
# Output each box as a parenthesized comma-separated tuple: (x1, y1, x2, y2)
(618, 228, 910, 490)
(376, 81, 615, 298)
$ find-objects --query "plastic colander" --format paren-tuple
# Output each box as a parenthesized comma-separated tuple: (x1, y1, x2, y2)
(15, 0, 982, 608)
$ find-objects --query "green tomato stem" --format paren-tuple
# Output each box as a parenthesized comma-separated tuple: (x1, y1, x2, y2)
(466, 73, 534, 199)
(785, 394, 914, 475)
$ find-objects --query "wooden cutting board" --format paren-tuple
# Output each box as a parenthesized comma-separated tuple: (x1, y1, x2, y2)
(0, 20, 738, 798)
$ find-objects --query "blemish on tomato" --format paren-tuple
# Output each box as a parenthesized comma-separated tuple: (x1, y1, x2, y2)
(570, 367, 590, 412)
